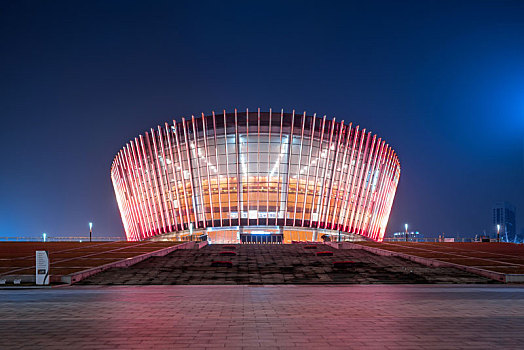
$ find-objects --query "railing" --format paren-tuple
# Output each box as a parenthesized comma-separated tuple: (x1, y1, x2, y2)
(383, 237, 503, 243)
(0, 236, 126, 242)
(147, 233, 208, 242)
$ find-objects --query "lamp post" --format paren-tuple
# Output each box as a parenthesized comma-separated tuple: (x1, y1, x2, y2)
(497, 224, 500, 243)
(405, 223, 408, 242)
(89, 222, 93, 242)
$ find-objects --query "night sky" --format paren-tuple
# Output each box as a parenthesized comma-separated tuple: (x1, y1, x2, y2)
(1, 0, 523, 239)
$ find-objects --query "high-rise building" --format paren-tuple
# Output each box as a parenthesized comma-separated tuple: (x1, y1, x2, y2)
(492, 202, 516, 242)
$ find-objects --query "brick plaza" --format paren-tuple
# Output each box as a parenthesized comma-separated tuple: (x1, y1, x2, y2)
(2, 285, 524, 349)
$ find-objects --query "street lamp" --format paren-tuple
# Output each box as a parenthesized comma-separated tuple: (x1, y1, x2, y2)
(89, 222, 93, 242)
(404, 223, 408, 242)
(497, 224, 500, 243)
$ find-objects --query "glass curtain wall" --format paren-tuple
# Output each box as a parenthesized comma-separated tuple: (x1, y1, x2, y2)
(111, 110, 400, 242)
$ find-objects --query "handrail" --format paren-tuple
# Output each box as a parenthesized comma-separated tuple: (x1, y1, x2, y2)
(0, 236, 125, 242)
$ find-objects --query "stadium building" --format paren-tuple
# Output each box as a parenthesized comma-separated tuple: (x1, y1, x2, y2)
(111, 109, 400, 243)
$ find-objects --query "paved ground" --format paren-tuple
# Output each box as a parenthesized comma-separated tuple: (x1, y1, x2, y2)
(0, 241, 181, 278)
(359, 242, 524, 274)
(1, 285, 523, 349)
(79, 244, 494, 285)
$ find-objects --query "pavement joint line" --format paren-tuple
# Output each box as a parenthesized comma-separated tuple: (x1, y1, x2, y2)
(412, 241, 524, 259)
(353, 242, 524, 283)
(66, 241, 196, 284)
(0, 240, 176, 277)
(0, 241, 118, 267)
(380, 242, 524, 266)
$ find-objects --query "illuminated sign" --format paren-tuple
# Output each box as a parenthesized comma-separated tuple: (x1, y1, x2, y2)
(250, 230, 272, 235)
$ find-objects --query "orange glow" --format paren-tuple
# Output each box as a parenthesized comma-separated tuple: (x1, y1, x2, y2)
(111, 109, 400, 242)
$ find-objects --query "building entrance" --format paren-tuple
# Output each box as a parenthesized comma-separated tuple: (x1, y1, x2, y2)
(239, 226, 283, 244)
(240, 233, 283, 244)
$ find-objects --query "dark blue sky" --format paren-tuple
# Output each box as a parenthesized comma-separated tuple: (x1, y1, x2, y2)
(1, 0, 523, 239)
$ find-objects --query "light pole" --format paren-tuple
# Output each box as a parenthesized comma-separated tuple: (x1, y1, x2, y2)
(405, 223, 408, 242)
(497, 224, 500, 243)
(89, 222, 93, 242)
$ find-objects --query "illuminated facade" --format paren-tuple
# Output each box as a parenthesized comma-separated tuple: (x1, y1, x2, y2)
(111, 109, 400, 242)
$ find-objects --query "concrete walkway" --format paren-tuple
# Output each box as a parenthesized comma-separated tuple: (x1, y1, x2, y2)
(1, 285, 524, 349)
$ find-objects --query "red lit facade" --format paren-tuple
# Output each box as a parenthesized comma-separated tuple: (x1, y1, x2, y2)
(111, 109, 400, 242)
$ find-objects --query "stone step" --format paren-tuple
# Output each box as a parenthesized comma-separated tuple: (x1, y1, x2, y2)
(78, 243, 496, 285)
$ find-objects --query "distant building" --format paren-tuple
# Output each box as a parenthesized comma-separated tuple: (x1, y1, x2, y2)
(492, 202, 516, 242)
(391, 231, 423, 241)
